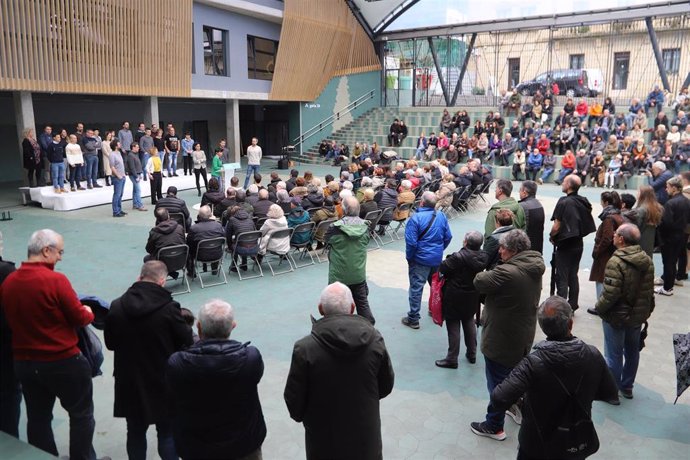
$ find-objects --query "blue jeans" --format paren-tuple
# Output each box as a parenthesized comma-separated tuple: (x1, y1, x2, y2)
(112, 176, 125, 215)
(140, 152, 150, 180)
(167, 152, 177, 175)
(14, 354, 96, 460)
(602, 322, 641, 391)
(484, 356, 514, 430)
(51, 162, 65, 189)
(84, 155, 99, 186)
(557, 167, 573, 182)
(129, 174, 143, 209)
(540, 167, 554, 182)
(69, 164, 83, 188)
(126, 418, 177, 460)
(244, 164, 261, 189)
(406, 261, 435, 323)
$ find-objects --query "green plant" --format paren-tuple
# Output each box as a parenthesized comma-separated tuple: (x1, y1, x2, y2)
(471, 87, 486, 95)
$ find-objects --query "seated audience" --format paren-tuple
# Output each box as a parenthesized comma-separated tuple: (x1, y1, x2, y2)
(201, 177, 225, 210)
(145, 208, 186, 263)
(252, 189, 274, 219)
(155, 186, 192, 230)
(258, 204, 291, 259)
(186, 205, 225, 276)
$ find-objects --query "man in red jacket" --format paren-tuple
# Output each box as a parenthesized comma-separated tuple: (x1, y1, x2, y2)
(0, 229, 101, 460)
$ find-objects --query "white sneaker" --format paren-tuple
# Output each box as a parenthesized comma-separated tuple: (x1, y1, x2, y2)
(654, 286, 673, 296)
(674, 279, 684, 287)
(653, 277, 664, 286)
(505, 404, 523, 425)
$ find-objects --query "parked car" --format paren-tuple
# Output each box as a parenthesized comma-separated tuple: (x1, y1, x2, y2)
(516, 69, 603, 98)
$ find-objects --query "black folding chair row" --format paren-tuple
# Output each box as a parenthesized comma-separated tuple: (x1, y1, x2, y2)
(193, 237, 228, 288)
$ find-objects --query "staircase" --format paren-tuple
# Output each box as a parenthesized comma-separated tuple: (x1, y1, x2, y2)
(296, 106, 505, 164)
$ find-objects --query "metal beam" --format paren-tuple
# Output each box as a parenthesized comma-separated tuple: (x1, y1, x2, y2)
(645, 17, 671, 92)
(427, 37, 450, 106)
(372, 0, 421, 36)
(376, 1, 690, 41)
(683, 72, 690, 91)
(450, 33, 476, 107)
(345, 0, 374, 41)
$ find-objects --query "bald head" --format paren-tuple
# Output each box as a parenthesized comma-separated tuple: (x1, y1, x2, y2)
(421, 191, 437, 208)
(198, 205, 212, 220)
(319, 282, 355, 316)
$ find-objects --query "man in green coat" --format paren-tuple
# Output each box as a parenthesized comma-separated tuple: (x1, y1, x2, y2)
(484, 179, 526, 238)
(595, 223, 654, 400)
(325, 196, 375, 324)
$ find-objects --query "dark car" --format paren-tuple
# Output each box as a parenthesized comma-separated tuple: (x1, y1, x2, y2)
(516, 69, 601, 98)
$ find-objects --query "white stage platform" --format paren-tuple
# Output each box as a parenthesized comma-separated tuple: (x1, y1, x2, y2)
(26, 173, 197, 211)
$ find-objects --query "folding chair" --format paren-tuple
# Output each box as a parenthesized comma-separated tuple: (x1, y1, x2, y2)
(288, 221, 316, 268)
(157, 244, 190, 295)
(255, 217, 268, 230)
(228, 231, 264, 280)
(193, 237, 227, 288)
(307, 207, 323, 219)
(263, 228, 295, 276)
(390, 202, 413, 239)
(312, 218, 337, 263)
(363, 209, 383, 250)
(168, 212, 186, 233)
(375, 207, 396, 246)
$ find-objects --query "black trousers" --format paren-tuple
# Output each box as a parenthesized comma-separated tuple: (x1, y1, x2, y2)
(444, 318, 477, 362)
(661, 237, 684, 291)
(348, 281, 376, 325)
(182, 155, 193, 175)
(194, 168, 209, 192)
(677, 234, 688, 280)
(554, 246, 583, 311)
(150, 172, 163, 204)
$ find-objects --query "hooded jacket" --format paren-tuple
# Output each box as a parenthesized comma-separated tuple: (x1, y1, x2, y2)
(104, 281, 193, 422)
(491, 338, 618, 459)
(301, 192, 324, 210)
(595, 245, 655, 328)
(475, 250, 545, 368)
(166, 339, 266, 459)
(287, 206, 312, 244)
(374, 187, 399, 222)
(484, 197, 526, 237)
(551, 193, 596, 249)
(284, 314, 394, 460)
(439, 248, 488, 321)
(405, 206, 453, 267)
(146, 219, 185, 256)
(326, 217, 370, 285)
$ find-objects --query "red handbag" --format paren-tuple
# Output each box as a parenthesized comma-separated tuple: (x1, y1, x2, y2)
(429, 272, 445, 326)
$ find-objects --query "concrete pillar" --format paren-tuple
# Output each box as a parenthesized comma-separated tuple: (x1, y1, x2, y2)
(225, 98, 241, 163)
(13, 91, 36, 184)
(143, 96, 159, 127)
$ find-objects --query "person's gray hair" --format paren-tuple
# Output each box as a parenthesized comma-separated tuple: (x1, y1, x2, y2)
(27, 229, 61, 257)
(267, 204, 284, 219)
(652, 161, 666, 171)
(247, 184, 259, 194)
(319, 282, 354, 315)
(139, 261, 168, 283)
(538, 296, 573, 339)
(258, 189, 269, 199)
(616, 222, 641, 245)
(421, 191, 437, 208)
(198, 299, 235, 339)
(521, 180, 538, 197)
(342, 196, 360, 217)
(401, 179, 412, 190)
(277, 189, 290, 203)
(464, 231, 483, 250)
(496, 179, 513, 197)
(499, 229, 531, 254)
(340, 189, 353, 199)
(276, 181, 286, 190)
(342, 181, 353, 191)
(361, 176, 373, 186)
(198, 205, 212, 220)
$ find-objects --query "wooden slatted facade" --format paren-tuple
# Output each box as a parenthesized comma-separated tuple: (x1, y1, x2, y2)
(0, 0, 192, 97)
(269, 0, 381, 101)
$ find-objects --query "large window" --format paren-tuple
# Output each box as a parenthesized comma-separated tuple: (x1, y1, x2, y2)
(569, 54, 584, 70)
(662, 48, 681, 74)
(612, 52, 630, 90)
(247, 35, 278, 81)
(203, 26, 227, 76)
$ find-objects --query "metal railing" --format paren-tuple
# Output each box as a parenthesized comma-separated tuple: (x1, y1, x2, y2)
(292, 89, 376, 154)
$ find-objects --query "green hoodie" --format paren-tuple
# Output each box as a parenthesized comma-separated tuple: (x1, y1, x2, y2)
(327, 218, 370, 285)
(484, 197, 526, 237)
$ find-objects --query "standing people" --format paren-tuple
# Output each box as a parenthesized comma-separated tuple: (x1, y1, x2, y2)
(47, 132, 69, 194)
(655, 176, 690, 295)
(125, 142, 147, 212)
(435, 231, 488, 369)
(484, 179, 526, 237)
(181, 132, 194, 176)
(634, 185, 664, 258)
(66, 134, 86, 191)
(167, 299, 267, 460)
(402, 191, 453, 329)
(22, 128, 43, 187)
(164, 126, 180, 177)
(549, 175, 596, 311)
(284, 282, 395, 460)
(104, 261, 193, 460)
(192, 142, 209, 196)
(153, 129, 167, 176)
(101, 131, 114, 186)
(139, 128, 154, 182)
(110, 138, 127, 217)
(38, 125, 53, 185)
(0, 230, 103, 459)
(118, 121, 133, 152)
(518, 180, 545, 253)
(146, 149, 164, 205)
(491, 296, 618, 458)
(595, 223, 655, 399)
(589, 191, 624, 304)
(471, 230, 545, 441)
(82, 129, 102, 189)
(211, 148, 223, 181)
(244, 137, 262, 189)
(325, 196, 376, 324)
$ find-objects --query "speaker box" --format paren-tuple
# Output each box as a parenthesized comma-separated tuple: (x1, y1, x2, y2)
(277, 158, 289, 169)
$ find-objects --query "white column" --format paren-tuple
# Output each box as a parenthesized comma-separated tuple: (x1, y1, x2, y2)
(13, 91, 36, 184)
(225, 98, 241, 163)
(143, 96, 159, 127)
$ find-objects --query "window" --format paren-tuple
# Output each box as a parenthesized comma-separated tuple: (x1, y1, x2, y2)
(662, 48, 681, 74)
(203, 26, 227, 76)
(612, 52, 630, 90)
(247, 35, 278, 81)
(569, 54, 584, 70)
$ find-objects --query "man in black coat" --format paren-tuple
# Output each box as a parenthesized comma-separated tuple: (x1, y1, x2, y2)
(167, 299, 266, 460)
(186, 205, 225, 276)
(284, 282, 395, 460)
(104, 261, 193, 460)
(519, 180, 545, 253)
(144, 208, 185, 262)
(491, 296, 618, 458)
(155, 186, 192, 230)
(252, 189, 274, 219)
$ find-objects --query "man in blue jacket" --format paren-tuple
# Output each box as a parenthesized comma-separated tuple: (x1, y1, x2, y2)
(402, 191, 453, 329)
